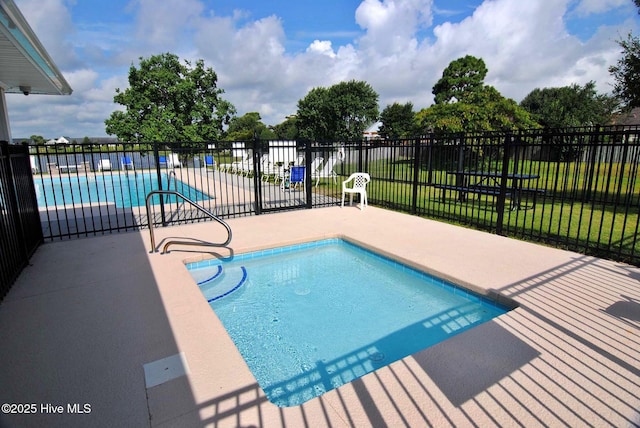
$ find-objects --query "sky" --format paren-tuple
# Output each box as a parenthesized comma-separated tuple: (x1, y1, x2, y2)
(5, 0, 639, 139)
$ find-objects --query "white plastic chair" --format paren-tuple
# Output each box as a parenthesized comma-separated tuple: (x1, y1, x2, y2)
(341, 173, 370, 210)
(97, 159, 112, 171)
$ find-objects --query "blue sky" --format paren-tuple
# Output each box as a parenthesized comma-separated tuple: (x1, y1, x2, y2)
(6, 0, 639, 138)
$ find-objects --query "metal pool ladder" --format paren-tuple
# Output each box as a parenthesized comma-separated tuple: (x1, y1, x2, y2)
(145, 190, 232, 254)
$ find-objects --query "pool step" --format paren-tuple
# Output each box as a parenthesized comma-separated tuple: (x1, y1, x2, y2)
(194, 265, 247, 302)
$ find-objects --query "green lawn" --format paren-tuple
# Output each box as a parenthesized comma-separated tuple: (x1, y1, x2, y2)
(360, 156, 640, 263)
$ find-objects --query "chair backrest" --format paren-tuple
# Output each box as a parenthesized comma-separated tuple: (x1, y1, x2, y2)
(290, 166, 305, 183)
(310, 157, 324, 171)
(159, 155, 167, 164)
(205, 155, 214, 165)
(99, 159, 111, 168)
(122, 156, 132, 164)
(348, 173, 370, 189)
(316, 157, 337, 175)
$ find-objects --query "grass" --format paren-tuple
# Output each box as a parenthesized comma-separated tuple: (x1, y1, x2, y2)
(361, 156, 640, 263)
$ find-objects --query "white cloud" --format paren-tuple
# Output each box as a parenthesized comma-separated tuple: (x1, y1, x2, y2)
(307, 40, 336, 58)
(574, 0, 629, 16)
(15, 0, 79, 68)
(132, 0, 204, 49)
(6, 0, 638, 137)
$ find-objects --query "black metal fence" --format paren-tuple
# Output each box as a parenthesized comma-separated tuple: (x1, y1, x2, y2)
(361, 126, 640, 265)
(1, 141, 43, 300)
(3, 126, 640, 299)
(28, 140, 348, 241)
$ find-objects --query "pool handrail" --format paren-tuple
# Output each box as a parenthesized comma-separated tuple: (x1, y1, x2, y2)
(145, 190, 232, 253)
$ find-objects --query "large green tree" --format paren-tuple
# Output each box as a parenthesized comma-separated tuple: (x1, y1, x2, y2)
(379, 102, 415, 139)
(105, 53, 235, 142)
(417, 56, 536, 133)
(432, 55, 488, 105)
(417, 86, 538, 133)
(224, 112, 275, 141)
(609, 33, 640, 109)
(520, 82, 618, 127)
(297, 80, 379, 141)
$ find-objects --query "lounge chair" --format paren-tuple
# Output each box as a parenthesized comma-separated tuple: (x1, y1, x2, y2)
(230, 153, 253, 175)
(204, 155, 216, 169)
(97, 159, 112, 171)
(283, 165, 305, 191)
(312, 156, 338, 187)
(159, 153, 181, 168)
(310, 157, 324, 173)
(261, 157, 284, 183)
(341, 172, 370, 210)
(30, 155, 39, 174)
(121, 156, 134, 170)
(168, 153, 181, 168)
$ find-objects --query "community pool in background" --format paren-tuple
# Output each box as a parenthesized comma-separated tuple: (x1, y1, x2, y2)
(35, 172, 211, 208)
(187, 238, 512, 407)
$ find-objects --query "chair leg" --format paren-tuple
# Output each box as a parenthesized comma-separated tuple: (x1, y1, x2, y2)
(341, 191, 345, 208)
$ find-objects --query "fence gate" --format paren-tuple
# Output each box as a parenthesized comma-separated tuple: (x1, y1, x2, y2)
(255, 140, 311, 214)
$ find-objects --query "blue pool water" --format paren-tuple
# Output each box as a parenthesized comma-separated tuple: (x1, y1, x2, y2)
(35, 172, 211, 208)
(186, 239, 510, 407)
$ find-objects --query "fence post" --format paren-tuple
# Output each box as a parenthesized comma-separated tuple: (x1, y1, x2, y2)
(152, 143, 168, 226)
(304, 140, 313, 208)
(496, 133, 512, 235)
(411, 137, 422, 215)
(252, 136, 263, 215)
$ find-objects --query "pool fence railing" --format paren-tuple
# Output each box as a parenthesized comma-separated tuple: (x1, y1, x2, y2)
(2, 125, 640, 299)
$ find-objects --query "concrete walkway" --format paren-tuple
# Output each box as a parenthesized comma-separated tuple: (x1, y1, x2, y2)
(1, 206, 639, 427)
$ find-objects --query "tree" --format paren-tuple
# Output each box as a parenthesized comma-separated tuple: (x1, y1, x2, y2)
(432, 55, 488, 104)
(30, 135, 46, 145)
(379, 102, 415, 139)
(271, 115, 299, 140)
(417, 56, 536, 133)
(609, 33, 640, 109)
(520, 82, 618, 127)
(105, 53, 236, 142)
(297, 80, 379, 141)
(224, 112, 275, 141)
(416, 86, 538, 133)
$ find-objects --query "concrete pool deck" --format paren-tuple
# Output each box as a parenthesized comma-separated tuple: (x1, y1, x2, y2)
(1, 206, 639, 427)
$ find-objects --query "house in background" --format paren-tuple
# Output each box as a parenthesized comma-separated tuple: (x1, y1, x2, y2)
(45, 136, 70, 145)
(612, 107, 640, 128)
(363, 121, 382, 140)
(0, 0, 72, 142)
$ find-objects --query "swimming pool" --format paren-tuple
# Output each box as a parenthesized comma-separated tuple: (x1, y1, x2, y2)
(187, 238, 511, 407)
(34, 172, 211, 208)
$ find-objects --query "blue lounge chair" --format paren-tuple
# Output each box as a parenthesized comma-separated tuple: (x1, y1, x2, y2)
(283, 165, 305, 191)
(121, 156, 134, 170)
(159, 155, 168, 168)
(205, 155, 216, 169)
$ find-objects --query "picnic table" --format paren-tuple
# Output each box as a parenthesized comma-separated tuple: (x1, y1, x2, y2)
(434, 171, 543, 210)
